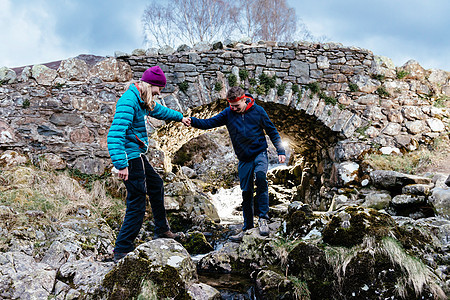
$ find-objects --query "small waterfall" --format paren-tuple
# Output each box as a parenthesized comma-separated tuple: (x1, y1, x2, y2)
(210, 185, 243, 224)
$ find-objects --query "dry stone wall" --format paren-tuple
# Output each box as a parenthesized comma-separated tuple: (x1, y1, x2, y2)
(0, 40, 449, 175)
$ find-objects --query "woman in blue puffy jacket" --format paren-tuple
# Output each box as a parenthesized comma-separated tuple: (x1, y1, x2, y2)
(107, 66, 191, 262)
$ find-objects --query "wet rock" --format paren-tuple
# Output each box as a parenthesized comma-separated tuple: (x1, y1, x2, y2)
(333, 161, 359, 186)
(198, 242, 240, 273)
(181, 165, 197, 178)
(182, 231, 214, 255)
(255, 269, 298, 300)
(187, 282, 221, 300)
(391, 194, 426, 206)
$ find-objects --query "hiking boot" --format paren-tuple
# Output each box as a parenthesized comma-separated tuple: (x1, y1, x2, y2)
(154, 230, 180, 240)
(113, 251, 128, 263)
(229, 231, 245, 242)
(258, 218, 269, 236)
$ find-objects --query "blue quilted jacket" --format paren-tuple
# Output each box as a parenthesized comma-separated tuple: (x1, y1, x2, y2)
(190, 96, 285, 162)
(107, 84, 183, 170)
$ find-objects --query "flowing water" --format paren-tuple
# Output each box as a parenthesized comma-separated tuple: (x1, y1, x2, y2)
(209, 185, 243, 224)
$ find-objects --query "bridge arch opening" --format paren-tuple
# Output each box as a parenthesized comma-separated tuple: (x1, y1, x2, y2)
(154, 99, 344, 210)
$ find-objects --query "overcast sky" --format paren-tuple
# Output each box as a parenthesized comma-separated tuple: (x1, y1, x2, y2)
(1, 0, 449, 71)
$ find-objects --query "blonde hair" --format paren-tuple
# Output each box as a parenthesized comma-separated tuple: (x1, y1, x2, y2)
(127, 81, 156, 111)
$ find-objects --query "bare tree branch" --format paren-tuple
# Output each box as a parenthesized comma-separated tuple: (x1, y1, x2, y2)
(141, 0, 318, 48)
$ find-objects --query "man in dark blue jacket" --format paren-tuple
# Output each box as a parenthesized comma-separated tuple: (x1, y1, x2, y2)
(190, 87, 286, 241)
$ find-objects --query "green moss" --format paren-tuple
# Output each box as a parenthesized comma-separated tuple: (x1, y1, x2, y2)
(323, 207, 398, 248)
(292, 84, 300, 94)
(286, 210, 314, 236)
(103, 258, 189, 299)
(256, 85, 267, 95)
(287, 242, 334, 299)
(182, 232, 213, 255)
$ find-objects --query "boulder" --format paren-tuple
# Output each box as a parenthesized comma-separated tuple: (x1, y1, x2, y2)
(187, 283, 221, 300)
(362, 192, 391, 210)
(32, 64, 57, 86)
(57, 258, 115, 296)
(89, 57, 132, 82)
(0, 150, 28, 168)
(57, 58, 89, 81)
(102, 239, 197, 299)
(370, 170, 431, 192)
(429, 188, 450, 220)
(0, 66, 17, 84)
(0, 251, 56, 299)
(255, 270, 299, 300)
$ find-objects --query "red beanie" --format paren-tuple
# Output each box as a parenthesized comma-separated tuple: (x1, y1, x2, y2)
(140, 66, 166, 87)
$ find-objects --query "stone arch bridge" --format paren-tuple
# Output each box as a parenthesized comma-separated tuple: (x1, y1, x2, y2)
(0, 41, 448, 206)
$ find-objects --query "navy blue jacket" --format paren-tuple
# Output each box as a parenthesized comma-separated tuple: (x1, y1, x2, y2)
(190, 97, 285, 162)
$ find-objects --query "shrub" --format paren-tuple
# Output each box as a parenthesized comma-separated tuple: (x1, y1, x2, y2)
(256, 85, 267, 95)
(249, 77, 257, 86)
(396, 70, 409, 79)
(239, 68, 249, 80)
(319, 92, 337, 105)
(228, 74, 238, 87)
(434, 96, 448, 108)
(306, 82, 320, 94)
(277, 83, 286, 96)
(214, 81, 223, 92)
(259, 73, 276, 93)
(292, 84, 300, 94)
(348, 83, 359, 92)
(178, 81, 189, 93)
(371, 74, 385, 81)
(22, 99, 30, 108)
(376, 86, 390, 98)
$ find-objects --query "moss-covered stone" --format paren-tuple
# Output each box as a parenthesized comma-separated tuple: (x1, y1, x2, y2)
(103, 258, 190, 299)
(182, 232, 214, 255)
(322, 207, 395, 247)
(287, 242, 335, 299)
(286, 210, 315, 236)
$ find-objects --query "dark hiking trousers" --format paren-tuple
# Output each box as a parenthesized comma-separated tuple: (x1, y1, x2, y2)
(114, 155, 169, 253)
(238, 151, 269, 231)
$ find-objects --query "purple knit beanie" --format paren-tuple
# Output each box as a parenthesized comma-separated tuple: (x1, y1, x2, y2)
(140, 66, 166, 87)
